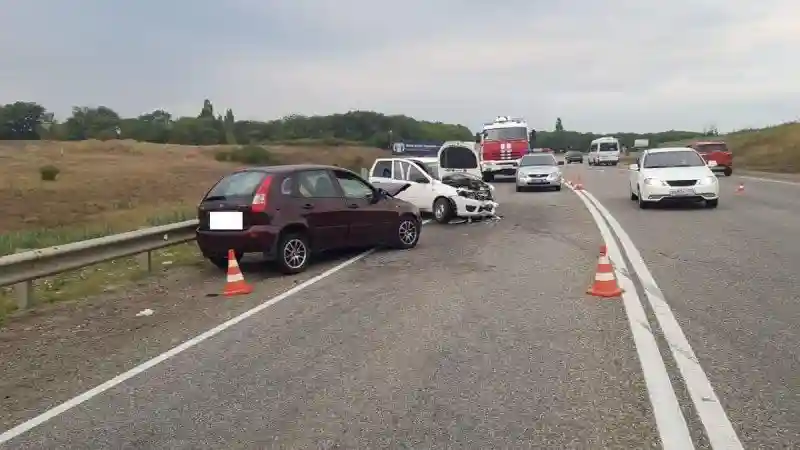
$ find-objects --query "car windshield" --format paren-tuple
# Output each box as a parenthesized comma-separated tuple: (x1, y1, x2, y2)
(694, 143, 728, 153)
(484, 126, 527, 141)
(520, 154, 556, 166)
(599, 142, 618, 152)
(643, 151, 705, 168)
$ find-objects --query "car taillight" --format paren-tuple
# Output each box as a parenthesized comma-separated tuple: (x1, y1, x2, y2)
(251, 175, 273, 213)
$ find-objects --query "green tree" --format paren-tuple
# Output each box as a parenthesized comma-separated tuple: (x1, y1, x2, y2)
(555, 117, 564, 132)
(0, 102, 51, 139)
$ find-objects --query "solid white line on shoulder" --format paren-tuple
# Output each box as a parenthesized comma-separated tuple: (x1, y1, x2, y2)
(570, 187, 695, 450)
(581, 190, 743, 449)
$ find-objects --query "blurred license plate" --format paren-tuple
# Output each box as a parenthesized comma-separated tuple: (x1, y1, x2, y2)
(209, 211, 243, 230)
(528, 179, 545, 184)
(670, 188, 695, 196)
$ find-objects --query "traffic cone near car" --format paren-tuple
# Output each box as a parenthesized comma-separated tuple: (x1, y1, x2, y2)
(736, 183, 744, 194)
(574, 174, 584, 190)
(587, 245, 623, 298)
(223, 249, 253, 296)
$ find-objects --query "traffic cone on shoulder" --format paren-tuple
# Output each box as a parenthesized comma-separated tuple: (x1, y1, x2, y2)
(587, 245, 623, 298)
(223, 249, 253, 296)
(574, 174, 584, 190)
(736, 183, 744, 194)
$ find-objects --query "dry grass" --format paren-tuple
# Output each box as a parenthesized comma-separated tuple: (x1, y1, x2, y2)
(0, 140, 386, 322)
(660, 122, 800, 172)
(0, 140, 386, 254)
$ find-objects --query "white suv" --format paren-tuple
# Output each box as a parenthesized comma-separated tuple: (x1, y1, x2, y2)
(629, 147, 720, 209)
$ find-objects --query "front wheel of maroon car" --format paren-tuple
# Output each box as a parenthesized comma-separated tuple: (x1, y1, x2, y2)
(275, 232, 311, 274)
(392, 215, 421, 250)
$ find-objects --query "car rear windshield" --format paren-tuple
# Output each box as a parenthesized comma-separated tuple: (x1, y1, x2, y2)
(567, 151, 582, 157)
(643, 151, 705, 168)
(599, 142, 618, 152)
(484, 126, 527, 141)
(205, 171, 267, 199)
(694, 143, 728, 153)
(520, 154, 556, 166)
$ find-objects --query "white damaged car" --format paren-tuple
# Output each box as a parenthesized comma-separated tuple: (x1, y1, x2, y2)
(369, 157, 498, 223)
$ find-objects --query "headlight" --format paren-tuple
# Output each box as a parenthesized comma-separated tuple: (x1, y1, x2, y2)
(643, 178, 668, 187)
(696, 176, 717, 186)
(547, 172, 560, 179)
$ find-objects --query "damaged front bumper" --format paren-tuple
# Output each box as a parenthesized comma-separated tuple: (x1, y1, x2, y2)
(452, 195, 498, 218)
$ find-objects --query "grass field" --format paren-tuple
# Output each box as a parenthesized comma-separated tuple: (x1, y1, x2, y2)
(0, 140, 387, 321)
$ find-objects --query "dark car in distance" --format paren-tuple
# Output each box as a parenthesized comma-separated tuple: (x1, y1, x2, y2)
(196, 165, 423, 274)
(565, 150, 584, 164)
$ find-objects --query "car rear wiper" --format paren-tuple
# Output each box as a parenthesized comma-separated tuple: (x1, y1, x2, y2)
(204, 195, 227, 201)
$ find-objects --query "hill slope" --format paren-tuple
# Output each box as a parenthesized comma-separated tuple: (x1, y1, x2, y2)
(662, 122, 800, 172)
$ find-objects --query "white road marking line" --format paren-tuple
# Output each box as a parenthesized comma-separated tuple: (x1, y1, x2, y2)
(580, 190, 744, 449)
(0, 219, 433, 445)
(739, 175, 800, 186)
(569, 186, 695, 450)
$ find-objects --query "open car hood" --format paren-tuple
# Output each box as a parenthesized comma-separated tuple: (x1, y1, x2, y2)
(372, 181, 412, 197)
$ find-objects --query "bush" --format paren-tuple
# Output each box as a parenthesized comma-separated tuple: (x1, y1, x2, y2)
(213, 150, 230, 162)
(39, 165, 60, 181)
(229, 145, 277, 165)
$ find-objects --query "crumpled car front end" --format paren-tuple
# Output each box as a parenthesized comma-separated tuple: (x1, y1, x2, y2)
(442, 174, 499, 218)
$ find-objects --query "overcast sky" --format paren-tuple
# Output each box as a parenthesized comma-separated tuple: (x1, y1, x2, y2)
(1, 0, 799, 133)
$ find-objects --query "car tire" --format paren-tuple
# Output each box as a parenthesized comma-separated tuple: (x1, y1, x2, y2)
(433, 197, 455, 224)
(515, 186, 524, 192)
(723, 167, 732, 176)
(637, 186, 649, 209)
(630, 189, 637, 200)
(208, 251, 242, 271)
(275, 232, 311, 274)
(706, 199, 719, 208)
(392, 215, 421, 249)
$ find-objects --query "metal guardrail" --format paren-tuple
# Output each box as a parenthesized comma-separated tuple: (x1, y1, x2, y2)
(0, 220, 199, 309)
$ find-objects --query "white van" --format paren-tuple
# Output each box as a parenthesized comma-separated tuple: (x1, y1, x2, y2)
(588, 137, 621, 166)
(437, 141, 482, 179)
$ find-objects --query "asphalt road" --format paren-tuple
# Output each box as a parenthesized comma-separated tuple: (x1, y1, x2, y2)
(1, 164, 798, 449)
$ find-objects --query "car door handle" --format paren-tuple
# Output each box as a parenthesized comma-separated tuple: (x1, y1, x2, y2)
(302, 203, 314, 209)
(347, 203, 359, 209)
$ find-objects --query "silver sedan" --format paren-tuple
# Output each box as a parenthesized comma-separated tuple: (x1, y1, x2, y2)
(515, 153, 564, 192)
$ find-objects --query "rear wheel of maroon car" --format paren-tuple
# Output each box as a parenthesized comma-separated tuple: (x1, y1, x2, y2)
(391, 215, 420, 249)
(275, 232, 310, 274)
(723, 167, 732, 176)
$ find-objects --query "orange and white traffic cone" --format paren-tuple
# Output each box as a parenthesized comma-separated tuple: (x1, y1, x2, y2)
(223, 249, 253, 296)
(587, 245, 623, 298)
(574, 174, 584, 190)
(736, 183, 744, 194)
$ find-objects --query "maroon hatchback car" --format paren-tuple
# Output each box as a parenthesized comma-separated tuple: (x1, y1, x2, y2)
(196, 165, 423, 274)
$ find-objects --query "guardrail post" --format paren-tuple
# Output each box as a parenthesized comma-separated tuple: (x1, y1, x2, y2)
(14, 248, 34, 309)
(137, 227, 152, 272)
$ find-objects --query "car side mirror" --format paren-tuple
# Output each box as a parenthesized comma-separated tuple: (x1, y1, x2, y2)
(557, 161, 564, 165)
(629, 164, 639, 171)
(371, 189, 386, 203)
(412, 176, 429, 183)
